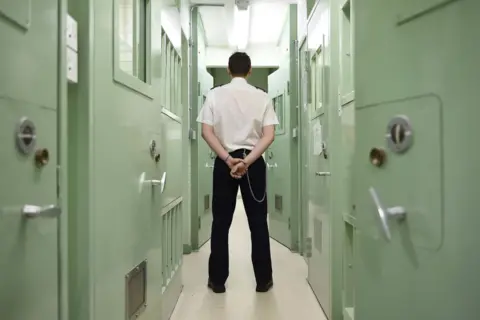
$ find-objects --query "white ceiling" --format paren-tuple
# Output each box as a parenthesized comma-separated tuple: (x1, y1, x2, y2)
(198, 6, 231, 47)
(199, 2, 290, 49)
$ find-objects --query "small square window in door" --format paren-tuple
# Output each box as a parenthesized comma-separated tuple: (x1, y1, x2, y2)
(125, 260, 147, 319)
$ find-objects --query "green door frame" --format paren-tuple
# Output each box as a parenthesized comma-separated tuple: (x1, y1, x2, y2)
(297, 36, 309, 258)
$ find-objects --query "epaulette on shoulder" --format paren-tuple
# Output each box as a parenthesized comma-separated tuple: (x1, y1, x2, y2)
(210, 84, 225, 90)
(255, 86, 267, 93)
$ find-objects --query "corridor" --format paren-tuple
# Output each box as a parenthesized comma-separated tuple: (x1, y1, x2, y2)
(170, 198, 327, 320)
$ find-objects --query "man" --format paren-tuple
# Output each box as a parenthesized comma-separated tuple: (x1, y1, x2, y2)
(197, 52, 279, 294)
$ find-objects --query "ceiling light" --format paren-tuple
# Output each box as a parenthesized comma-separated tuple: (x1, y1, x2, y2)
(232, 6, 250, 50)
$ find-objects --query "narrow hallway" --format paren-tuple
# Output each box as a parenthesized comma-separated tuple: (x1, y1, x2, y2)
(170, 197, 327, 320)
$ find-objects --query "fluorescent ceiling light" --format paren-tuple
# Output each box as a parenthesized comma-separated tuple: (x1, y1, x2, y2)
(232, 6, 250, 50)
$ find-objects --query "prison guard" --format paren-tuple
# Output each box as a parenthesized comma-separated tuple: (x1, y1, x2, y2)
(255, 86, 267, 93)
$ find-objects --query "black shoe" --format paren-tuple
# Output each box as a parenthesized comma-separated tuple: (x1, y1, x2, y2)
(256, 280, 273, 293)
(207, 280, 226, 293)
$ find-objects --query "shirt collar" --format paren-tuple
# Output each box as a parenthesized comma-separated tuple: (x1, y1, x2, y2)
(230, 77, 248, 85)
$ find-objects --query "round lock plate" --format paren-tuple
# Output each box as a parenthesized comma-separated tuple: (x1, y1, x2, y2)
(385, 115, 413, 154)
(15, 117, 37, 155)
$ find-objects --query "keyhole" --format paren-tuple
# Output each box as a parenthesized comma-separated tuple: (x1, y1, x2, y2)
(390, 123, 405, 145)
(34, 148, 49, 168)
(369, 147, 386, 167)
(21, 126, 34, 145)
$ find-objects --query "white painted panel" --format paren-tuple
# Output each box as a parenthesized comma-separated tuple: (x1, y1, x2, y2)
(199, 6, 230, 47)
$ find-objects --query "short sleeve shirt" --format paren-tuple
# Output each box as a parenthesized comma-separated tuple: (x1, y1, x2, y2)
(196, 77, 279, 152)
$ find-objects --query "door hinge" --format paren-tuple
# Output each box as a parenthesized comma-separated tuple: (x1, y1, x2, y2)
(197, 82, 201, 94)
(56, 165, 60, 197)
(292, 127, 298, 138)
(188, 39, 194, 47)
(188, 128, 197, 140)
(198, 216, 201, 229)
(305, 237, 312, 258)
(288, 217, 291, 229)
(287, 81, 291, 95)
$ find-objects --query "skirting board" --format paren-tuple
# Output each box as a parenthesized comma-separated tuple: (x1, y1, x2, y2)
(162, 268, 183, 320)
(183, 244, 192, 254)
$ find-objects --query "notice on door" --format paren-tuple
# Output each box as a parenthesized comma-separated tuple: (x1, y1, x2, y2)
(312, 122, 323, 156)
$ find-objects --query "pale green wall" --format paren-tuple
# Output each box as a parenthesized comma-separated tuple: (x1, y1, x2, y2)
(209, 68, 272, 91)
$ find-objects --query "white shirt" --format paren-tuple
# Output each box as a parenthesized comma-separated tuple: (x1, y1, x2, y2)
(196, 77, 279, 152)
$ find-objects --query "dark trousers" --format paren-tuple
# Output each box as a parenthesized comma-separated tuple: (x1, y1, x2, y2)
(208, 149, 273, 286)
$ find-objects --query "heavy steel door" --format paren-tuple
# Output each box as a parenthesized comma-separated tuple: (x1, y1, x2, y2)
(307, 42, 332, 318)
(196, 75, 213, 248)
(267, 65, 292, 249)
(0, 1, 62, 319)
(354, 0, 479, 319)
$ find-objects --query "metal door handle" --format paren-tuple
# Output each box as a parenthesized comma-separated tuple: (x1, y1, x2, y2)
(368, 187, 407, 241)
(138, 172, 167, 193)
(159, 172, 166, 193)
(205, 163, 214, 168)
(145, 172, 167, 193)
(22, 204, 61, 218)
(146, 179, 161, 186)
(315, 172, 331, 176)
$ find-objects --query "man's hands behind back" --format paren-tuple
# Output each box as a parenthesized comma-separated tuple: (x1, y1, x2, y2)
(226, 157, 247, 179)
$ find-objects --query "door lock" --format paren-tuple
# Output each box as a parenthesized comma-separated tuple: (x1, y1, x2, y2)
(15, 117, 37, 155)
(322, 142, 328, 159)
(149, 140, 160, 163)
(34, 148, 50, 168)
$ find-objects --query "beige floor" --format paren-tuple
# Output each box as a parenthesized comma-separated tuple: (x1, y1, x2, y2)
(170, 200, 327, 320)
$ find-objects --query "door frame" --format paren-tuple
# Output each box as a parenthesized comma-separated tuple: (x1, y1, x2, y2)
(297, 36, 309, 258)
(57, 0, 69, 318)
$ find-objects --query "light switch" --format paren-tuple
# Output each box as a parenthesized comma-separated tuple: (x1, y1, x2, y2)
(67, 47, 78, 83)
(66, 14, 78, 52)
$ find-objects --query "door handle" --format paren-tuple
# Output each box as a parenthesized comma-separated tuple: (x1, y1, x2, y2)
(205, 163, 214, 168)
(159, 172, 166, 193)
(315, 172, 331, 176)
(145, 172, 167, 193)
(138, 172, 167, 194)
(22, 204, 61, 218)
(368, 187, 407, 242)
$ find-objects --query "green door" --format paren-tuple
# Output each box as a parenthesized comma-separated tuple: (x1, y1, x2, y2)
(307, 42, 332, 319)
(354, 0, 479, 319)
(267, 66, 292, 249)
(190, 8, 214, 250)
(0, 1, 62, 319)
(196, 74, 214, 249)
